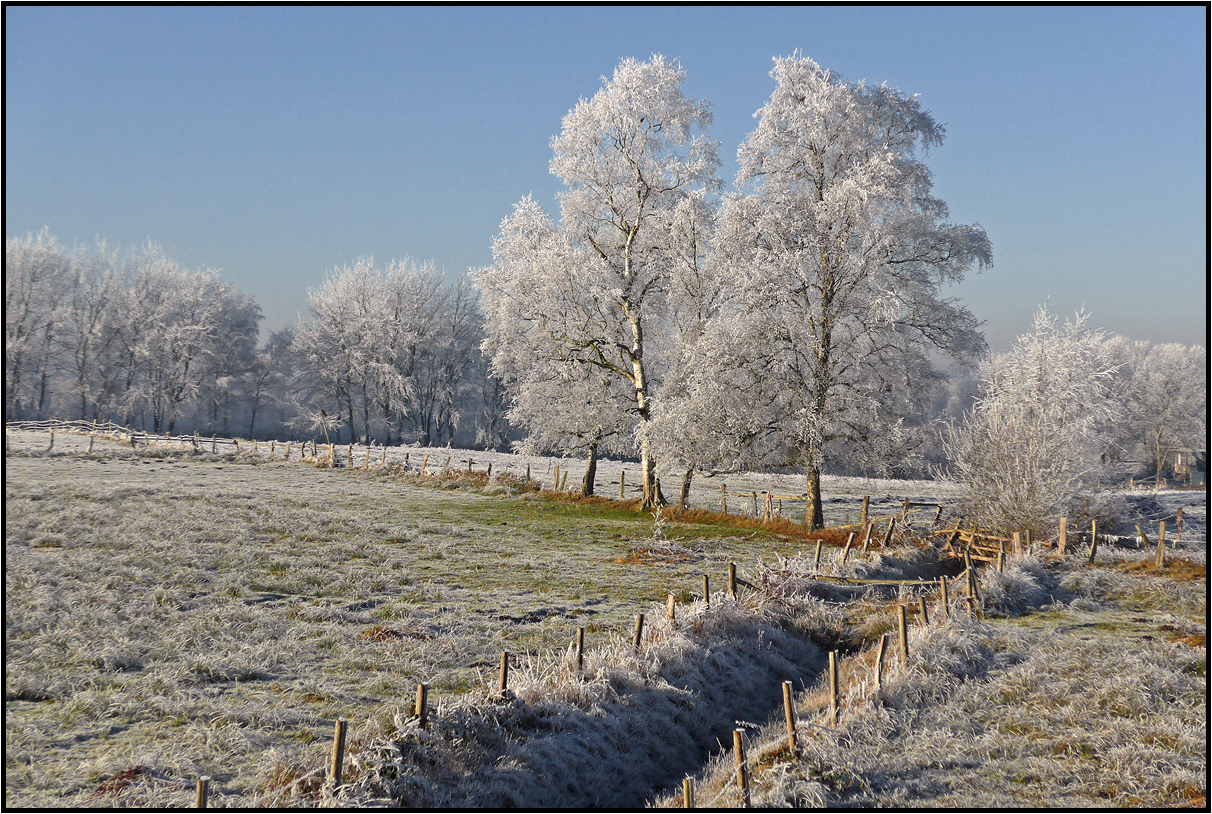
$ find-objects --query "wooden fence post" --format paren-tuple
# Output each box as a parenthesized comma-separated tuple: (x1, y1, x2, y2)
(703, 575, 710, 610)
(840, 532, 855, 565)
(415, 684, 428, 729)
(575, 627, 585, 672)
(620, 470, 625, 500)
(874, 634, 888, 690)
(897, 606, 909, 664)
(195, 776, 210, 808)
(828, 650, 840, 725)
(1058, 517, 1067, 556)
(813, 539, 823, 571)
(783, 680, 798, 750)
(632, 613, 645, 651)
(964, 551, 979, 601)
(860, 522, 872, 553)
(918, 595, 929, 627)
(881, 517, 896, 547)
(728, 563, 737, 600)
(1011, 531, 1021, 556)
(1155, 520, 1167, 569)
(939, 577, 950, 619)
(330, 719, 348, 786)
(499, 651, 509, 695)
(1087, 519, 1098, 564)
(667, 593, 677, 627)
(683, 777, 694, 809)
(751, 491, 758, 517)
(734, 729, 751, 808)
(861, 495, 870, 527)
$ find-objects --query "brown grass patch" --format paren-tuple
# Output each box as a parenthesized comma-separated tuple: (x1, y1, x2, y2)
(358, 624, 430, 642)
(92, 765, 153, 799)
(1118, 557, 1206, 582)
(611, 546, 698, 565)
(540, 492, 880, 548)
(1167, 632, 1206, 648)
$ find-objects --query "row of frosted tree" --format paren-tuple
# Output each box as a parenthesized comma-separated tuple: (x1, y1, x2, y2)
(7, 54, 1204, 530)
(5, 230, 498, 448)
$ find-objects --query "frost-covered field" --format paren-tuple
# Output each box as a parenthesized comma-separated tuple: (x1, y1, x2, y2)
(5, 428, 1206, 807)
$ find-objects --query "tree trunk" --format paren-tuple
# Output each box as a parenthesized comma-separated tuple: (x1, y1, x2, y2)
(580, 442, 598, 497)
(679, 467, 693, 510)
(804, 460, 825, 530)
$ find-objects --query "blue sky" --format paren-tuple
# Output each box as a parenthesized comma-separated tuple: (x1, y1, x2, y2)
(5, 5, 1206, 352)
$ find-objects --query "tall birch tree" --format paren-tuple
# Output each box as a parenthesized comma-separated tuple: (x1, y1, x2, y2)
(714, 55, 991, 527)
(477, 55, 720, 508)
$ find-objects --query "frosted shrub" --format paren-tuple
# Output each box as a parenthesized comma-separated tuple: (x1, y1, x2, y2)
(945, 307, 1120, 537)
(977, 555, 1052, 616)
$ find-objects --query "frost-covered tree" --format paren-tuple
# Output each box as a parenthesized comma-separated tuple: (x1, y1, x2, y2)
(703, 55, 991, 527)
(1122, 342, 1206, 484)
(476, 56, 721, 508)
(127, 246, 259, 435)
(58, 240, 122, 420)
(5, 228, 72, 419)
(946, 307, 1120, 536)
(293, 257, 482, 446)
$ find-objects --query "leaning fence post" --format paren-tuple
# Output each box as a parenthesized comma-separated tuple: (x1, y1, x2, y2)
(813, 539, 823, 571)
(840, 532, 855, 565)
(918, 595, 929, 627)
(1087, 519, 1099, 564)
(195, 776, 210, 808)
(874, 633, 889, 690)
(881, 517, 896, 547)
(632, 613, 645, 651)
(734, 729, 751, 808)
